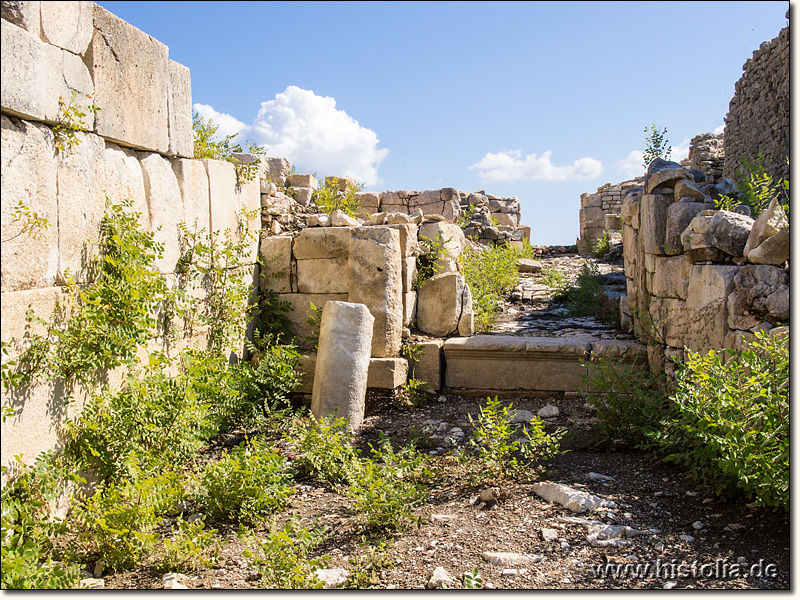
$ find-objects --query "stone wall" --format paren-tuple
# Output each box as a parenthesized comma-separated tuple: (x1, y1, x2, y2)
(577, 178, 644, 255)
(620, 159, 789, 376)
(0, 2, 260, 469)
(687, 132, 725, 184)
(723, 21, 789, 184)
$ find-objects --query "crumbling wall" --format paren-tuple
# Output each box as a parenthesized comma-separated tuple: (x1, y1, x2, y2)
(620, 159, 789, 376)
(723, 22, 789, 184)
(0, 1, 259, 468)
(577, 178, 644, 255)
(687, 133, 725, 184)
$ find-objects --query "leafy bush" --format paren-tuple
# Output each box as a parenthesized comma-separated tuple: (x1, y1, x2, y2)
(197, 437, 294, 525)
(656, 331, 789, 509)
(192, 113, 266, 185)
(581, 351, 668, 451)
(154, 517, 221, 573)
(591, 230, 611, 259)
(460, 244, 521, 331)
(716, 153, 789, 219)
(413, 231, 449, 290)
(1, 454, 83, 589)
(467, 396, 562, 481)
(345, 539, 395, 588)
(547, 262, 616, 322)
(643, 124, 671, 167)
(242, 521, 328, 589)
(287, 413, 361, 487)
(395, 378, 429, 408)
(312, 177, 364, 217)
(53, 90, 99, 152)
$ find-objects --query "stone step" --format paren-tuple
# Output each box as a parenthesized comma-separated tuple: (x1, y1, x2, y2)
(442, 335, 646, 392)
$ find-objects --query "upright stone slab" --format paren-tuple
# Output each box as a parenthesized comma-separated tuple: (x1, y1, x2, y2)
(167, 60, 193, 158)
(349, 226, 403, 357)
(204, 158, 238, 235)
(171, 158, 210, 235)
(40, 1, 93, 55)
(90, 4, 171, 153)
(419, 222, 465, 273)
(684, 265, 739, 354)
(259, 235, 293, 293)
(412, 340, 444, 390)
(311, 301, 374, 432)
(1, 115, 59, 291)
(416, 272, 466, 337)
(139, 152, 185, 274)
(640, 194, 673, 255)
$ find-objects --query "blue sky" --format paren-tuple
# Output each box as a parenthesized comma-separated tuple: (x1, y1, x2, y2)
(97, 1, 789, 245)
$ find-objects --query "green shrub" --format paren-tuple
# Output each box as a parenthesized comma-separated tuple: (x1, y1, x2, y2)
(154, 517, 221, 573)
(413, 231, 449, 290)
(1, 454, 83, 589)
(395, 378, 429, 408)
(312, 177, 364, 217)
(287, 413, 362, 487)
(656, 331, 789, 509)
(716, 153, 789, 219)
(642, 124, 671, 167)
(345, 539, 395, 588)
(581, 351, 668, 451)
(591, 230, 611, 258)
(547, 262, 616, 322)
(197, 437, 294, 525)
(192, 113, 266, 185)
(242, 521, 328, 589)
(460, 244, 521, 331)
(467, 396, 562, 482)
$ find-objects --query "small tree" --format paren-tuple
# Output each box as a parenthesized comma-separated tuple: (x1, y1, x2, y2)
(643, 124, 671, 168)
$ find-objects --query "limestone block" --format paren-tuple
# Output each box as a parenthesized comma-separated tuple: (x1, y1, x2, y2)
(95, 142, 149, 229)
(640, 194, 673, 255)
(709, 210, 754, 257)
(412, 339, 443, 390)
(684, 265, 739, 354)
(325, 176, 355, 192)
(644, 159, 688, 193)
(402, 291, 417, 328)
(139, 152, 185, 274)
(419, 222, 465, 271)
(167, 60, 193, 158)
(367, 357, 408, 389)
(604, 214, 621, 230)
(235, 178, 262, 262)
(311, 301, 374, 432)
(386, 223, 419, 257)
(582, 194, 602, 208)
(204, 159, 238, 234)
(40, 1, 93, 55)
(355, 192, 380, 219)
(401, 256, 416, 293)
(1, 1, 40, 34)
(349, 227, 403, 357)
(581, 206, 605, 227)
(261, 157, 291, 183)
(619, 295, 631, 331)
(743, 198, 789, 256)
(747, 227, 789, 265)
(727, 291, 761, 331)
(646, 297, 688, 349)
(296, 257, 349, 294)
(650, 254, 692, 300)
(494, 213, 518, 228)
(1, 19, 94, 125)
(664, 201, 713, 255)
(673, 179, 706, 201)
(620, 194, 640, 229)
(733, 265, 789, 323)
(90, 4, 170, 153)
(458, 282, 474, 337)
(259, 235, 293, 293)
(416, 272, 468, 337)
(56, 131, 109, 284)
(293, 226, 352, 260)
(622, 225, 638, 270)
(520, 225, 531, 243)
(1, 116, 59, 291)
(1, 287, 68, 350)
(286, 173, 317, 189)
(307, 213, 331, 227)
(171, 158, 210, 235)
(517, 259, 543, 274)
(387, 212, 413, 225)
(292, 187, 313, 206)
(276, 292, 349, 350)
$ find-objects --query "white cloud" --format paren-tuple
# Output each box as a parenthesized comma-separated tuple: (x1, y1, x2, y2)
(193, 103, 247, 139)
(250, 86, 388, 186)
(671, 137, 691, 162)
(713, 124, 725, 135)
(615, 150, 645, 179)
(469, 150, 602, 183)
(193, 87, 388, 186)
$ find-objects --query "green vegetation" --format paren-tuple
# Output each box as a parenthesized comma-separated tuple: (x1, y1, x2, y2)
(591, 230, 611, 258)
(53, 91, 100, 152)
(242, 521, 328, 589)
(192, 113, 266, 185)
(716, 153, 790, 219)
(544, 261, 617, 324)
(459, 243, 522, 332)
(642, 123, 671, 167)
(1, 200, 50, 244)
(413, 231, 449, 290)
(312, 177, 365, 216)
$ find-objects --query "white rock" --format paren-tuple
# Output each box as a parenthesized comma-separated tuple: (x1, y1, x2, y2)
(80, 578, 105, 589)
(482, 552, 544, 567)
(541, 528, 559, 542)
(679, 535, 695, 542)
(692, 521, 704, 530)
(308, 213, 331, 227)
(501, 568, 527, 576)
(315, 568, 349, 589)
(162, 573, 187, 589)
(588, 472, 614, 481)
(510, 409, 536, 423)
(532, 482, 616, 513)
(538, 404, 560, 418)
(426, 566, 455, 589)
(330, 209, 360, 227)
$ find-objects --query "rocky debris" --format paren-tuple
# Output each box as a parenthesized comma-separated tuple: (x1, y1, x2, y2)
(517, 258, 543, 273)
(541, 528, 559, 542)
(532, 482, 616, 513)
(426, 566, 456, 589)
(315, 568, 349, 589)
(510, 409, 536, 424)
(162, 573, 188, 590)
(743, 198, 789, 258)
(538, 404, 559, 418)
(587, 472, 614, 482)
(482, 552, 544, 567)
(80, 578, 105, 589)
(330, 209, 360, 227)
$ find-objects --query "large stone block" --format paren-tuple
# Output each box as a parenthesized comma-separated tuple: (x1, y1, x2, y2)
(743, 198, 789, 257)
(683, 265, 739, 354)
(349, 227, 403, 357)
(235, 178, 262, 263)
(355, 192, 380, 219)
(261, 157, 291, 183)
(293, 226, 352, 260)
(640, 194, 673, 255)
(204, 158, 238, 234)
(1, 1, 41, 34)
(259, 235, 293, 293)
(171, 158, 210, 235)
(416, 272, 469, 337)
(664, 201, 713, 255)
(367, 357, 408, 389)
(56, 130, 107, 284)
(402, 290, 417, 328)
(620, 192, 641, 229)
(419, 221, 464, 273)
(1, 18, 94, 125)
(167, 60, 193, 158)
(386, 223, 419, 257)
(644, 159, 688, 193)
(1, 287, 68, 349)
(401, 256, 416, 293)
(276, 292, 349, 350)
(622, 224, 638, 270)
(311, 301, 374, 432)
(580, 206, 605, 226)
(650, 254, 692, 300)
(709, 210, 754, 257)
(411, 339, 443, 390)
(285, 173, 317, 189)
(296, 257, 349, 294)
(97, 142, 149, 226)
(40, 1, 93, 55)
(139, 152, 185, 274)
(1, 115, 59, 291)
(747, 228, 789, 266)
(90, 4, 170, 153)
(494, 212, 518, 228)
